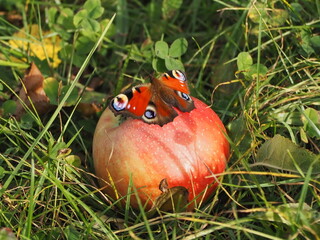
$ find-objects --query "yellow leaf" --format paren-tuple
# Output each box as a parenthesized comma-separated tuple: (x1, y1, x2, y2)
(8, 24, 62, 68)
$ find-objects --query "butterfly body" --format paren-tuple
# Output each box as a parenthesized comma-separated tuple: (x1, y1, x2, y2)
(109, 70, 195, 126)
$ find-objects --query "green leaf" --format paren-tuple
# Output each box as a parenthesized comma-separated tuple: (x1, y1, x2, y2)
(75, 36, 95, 54)
(152, 58, 167, 73)
(162, 0, 183, 19)
(72, 53, 87, 68)
(270, 107, 302, 126)
(65, 155, 81, 168)
(57, 8, 74, 29)
(73, 0, 103, 32)
(82, 18, 101, 33)
(74, 11, 100, 32)
(300, 30, 315, 56)
(164, 57, 184, 71)
(310, 35, 320, 49)
(73, 9, 88, 27)
(299, 127, 308, 143)
(302, 108, 320, 139)
(155, 41, 169, 59)
(237, 52, 253, 71)
(47, 7, 58, 28)
(248, 2, 267, 23)
(256, 135, 320, 174)
(248, 63, 268, 80)
(169, 38, 188, 58)
(80, 90, 107, 104)
(48, 142, 68, 159)
(269, 9, 288, 27)
(57, 148, 72, 159)
(61, 85, 79, 106)
(100, 18, 116, 37)
(252, 203, 320, 235)
(84, 0, 104, 19)
(45, 78, 79, 106)
(289, 3, 303, 22)
(127, 44, 144, 62)
(2, 100, 16, 115)
(59, 44, 73, 61)
(44, 77, 59, 105)
(227, 116, 252, 153)
(20, 112, 34, 130)
(64, 225, 80, 240)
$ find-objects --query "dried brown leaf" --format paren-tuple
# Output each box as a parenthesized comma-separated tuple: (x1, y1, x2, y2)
(15, 62, 52, 118)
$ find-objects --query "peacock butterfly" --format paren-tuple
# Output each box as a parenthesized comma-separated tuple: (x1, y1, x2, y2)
(109, 70, 195, 126)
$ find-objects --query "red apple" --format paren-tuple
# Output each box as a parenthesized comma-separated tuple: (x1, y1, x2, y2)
(93, 98, 229, 210)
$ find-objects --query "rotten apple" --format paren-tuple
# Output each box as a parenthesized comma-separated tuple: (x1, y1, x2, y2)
(93, 98, 229, 210)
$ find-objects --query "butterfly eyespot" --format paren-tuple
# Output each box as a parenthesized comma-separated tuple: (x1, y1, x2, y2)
(111, 94, 129, 112)
(142, 105, 157, 122)
(144, 110, 156, 119)
(176, 91, 192, 102)
(171, 70, 186, 82)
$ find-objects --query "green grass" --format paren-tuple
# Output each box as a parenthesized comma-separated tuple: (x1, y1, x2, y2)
(0, 0, 319, 239)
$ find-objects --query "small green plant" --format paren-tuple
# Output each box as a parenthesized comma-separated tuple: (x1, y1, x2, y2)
(153, 37, 188, 72)
(47, 0, 115, 67)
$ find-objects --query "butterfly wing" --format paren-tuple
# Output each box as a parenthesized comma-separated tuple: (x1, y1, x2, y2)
(109, 85, 151, 118)
(109, 70, 195, 126)
(149, 97, 178, 126)
(158, 70, 195, 112)
(160, 70, 190, 93)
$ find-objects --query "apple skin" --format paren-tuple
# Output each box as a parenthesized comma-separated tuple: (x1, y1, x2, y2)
(93, 98, 229, 210)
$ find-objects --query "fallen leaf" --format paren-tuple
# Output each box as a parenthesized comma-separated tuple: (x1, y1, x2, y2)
(75, 88, 107, 117)
(76, 102, 103, 117)
(15, 62, 52, 118)
(255, 134, 320, 174)
(8, 24, 62, 68)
